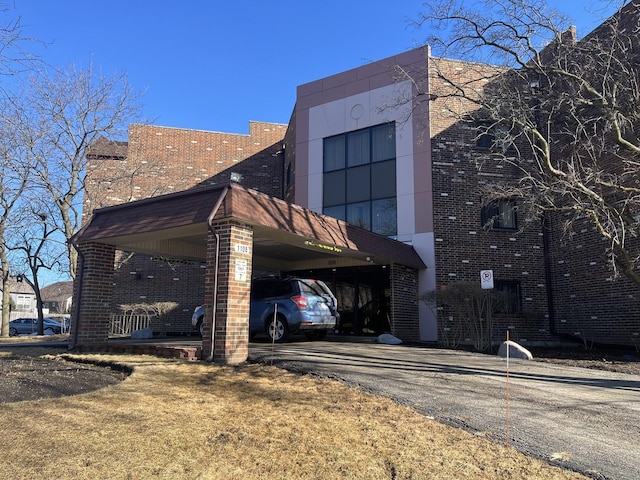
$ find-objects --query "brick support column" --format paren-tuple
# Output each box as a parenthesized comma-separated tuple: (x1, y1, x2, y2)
(202, 221, 253, 364)
(70, 242, 115, 348)
(390, 264, 420, 341)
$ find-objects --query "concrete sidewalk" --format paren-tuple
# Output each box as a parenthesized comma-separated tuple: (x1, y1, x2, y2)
(249, 339, 640, 480)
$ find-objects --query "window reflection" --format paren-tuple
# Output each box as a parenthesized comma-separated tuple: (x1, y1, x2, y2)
(323, 122, 397, 236)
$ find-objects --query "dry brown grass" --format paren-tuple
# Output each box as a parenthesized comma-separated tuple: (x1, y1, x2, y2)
(0, 333, 70, 346)
(0, 348, 588, 480)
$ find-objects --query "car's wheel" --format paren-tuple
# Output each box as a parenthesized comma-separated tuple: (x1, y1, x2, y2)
(305, 330, 327, 341)
(9, 327, 17, 337)
(196, 317, 204, 337)
(43, 327, 55, 335)
(266, 315, 289, 342)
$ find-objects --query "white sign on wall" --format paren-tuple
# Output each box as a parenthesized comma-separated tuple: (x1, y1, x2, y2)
(480, 270, 494, 289)
(235, 259, 248, 282)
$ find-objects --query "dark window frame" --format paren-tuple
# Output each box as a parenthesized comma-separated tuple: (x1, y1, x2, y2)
(323, 122, 397, 236)
(481, 199, 518, 230)
(494, 280, 522, 314)
(476, 122, 514, 152)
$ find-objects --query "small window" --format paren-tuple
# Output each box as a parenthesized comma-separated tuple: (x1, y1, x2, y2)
(494, 280, 522, 313)
(481, 200, 517, 230)
(476, 123, 513, 152)
(476, 126, 494, 149)
(371, 123, 396, 162)
(346, 129, 370, 167)
(372, 198, 397, 236)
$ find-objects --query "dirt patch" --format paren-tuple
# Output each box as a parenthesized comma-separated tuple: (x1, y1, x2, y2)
(0, 350, 128, 403)
(532, 346, 640, 375)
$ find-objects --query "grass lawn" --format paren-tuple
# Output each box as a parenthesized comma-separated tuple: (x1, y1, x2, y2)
(0, 346, 588, 480)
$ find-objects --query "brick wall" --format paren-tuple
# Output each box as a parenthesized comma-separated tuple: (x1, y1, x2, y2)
(71, 242, 116, 346)
(110, 253, 206, 335)
(549, 213, 640, 346)
(428, 60, 552, 346)
(283, 111, 296, 203)
(542, 1, 640, 347)
(83, 122, 286, 337)
(85, 121, 287, 217)
(202, 221, 253, 364)
(390, 264, 420, 340)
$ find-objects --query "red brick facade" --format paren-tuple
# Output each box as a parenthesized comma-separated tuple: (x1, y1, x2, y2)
(76, 5, 640, 352)
(427, 17, 640, 347)
(428, 58, 553, 345)
(71, 242, 116, 346)
(84, 122, 287, 339)
(86, 121, 287, 216)
(542, 2, 640, 346)
(549, 213, 640, 346)
(202, 222, 253, 364)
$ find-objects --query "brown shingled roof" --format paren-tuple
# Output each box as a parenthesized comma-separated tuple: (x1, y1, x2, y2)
(86, 137, 128, 160)
(74, 183, 425, 269)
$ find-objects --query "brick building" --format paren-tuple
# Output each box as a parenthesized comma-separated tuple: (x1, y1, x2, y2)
(84, 122, 289, 335)
(73, 4, 640, 362)
(542, 1, 640, 347)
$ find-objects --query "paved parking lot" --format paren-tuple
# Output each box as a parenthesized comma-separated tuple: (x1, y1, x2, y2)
(249, 339, 640, 480)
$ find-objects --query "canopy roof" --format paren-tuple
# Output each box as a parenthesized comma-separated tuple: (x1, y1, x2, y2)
(74, 183, 426, 270)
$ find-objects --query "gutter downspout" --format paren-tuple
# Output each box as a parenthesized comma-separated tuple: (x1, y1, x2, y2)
(205, 186, 229, 362)
(542, 212, 557, 334)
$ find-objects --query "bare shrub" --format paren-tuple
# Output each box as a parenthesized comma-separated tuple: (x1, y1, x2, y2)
(423, 282, 507, 351)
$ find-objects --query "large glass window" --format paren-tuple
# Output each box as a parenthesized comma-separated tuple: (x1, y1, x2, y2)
(324, 136, 345, 171)
(371, 123, 396, 162)
(323, 170, 346, 206)
(323, 122, 397, 236)
(347, 130, 370, 167)
(347, 202, 371, 230)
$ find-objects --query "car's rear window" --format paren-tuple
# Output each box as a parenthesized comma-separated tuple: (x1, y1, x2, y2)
(252, 280, 294, 300)
(297, 280, 325, 296)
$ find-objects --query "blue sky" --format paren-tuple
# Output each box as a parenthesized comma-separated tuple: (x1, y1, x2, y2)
(10, 0, 616, 136)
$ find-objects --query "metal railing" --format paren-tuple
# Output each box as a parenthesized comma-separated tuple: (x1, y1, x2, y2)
(109, 313, 151, 338)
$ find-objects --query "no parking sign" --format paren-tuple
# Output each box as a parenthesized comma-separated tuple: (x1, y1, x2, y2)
(480, 270, 494, 289)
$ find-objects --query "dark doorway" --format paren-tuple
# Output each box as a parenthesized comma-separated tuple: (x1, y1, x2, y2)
(287, 265, 391, 335)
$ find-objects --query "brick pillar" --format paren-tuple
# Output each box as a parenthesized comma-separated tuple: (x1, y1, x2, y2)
(70, 242, 115, 348)
(202, 221, 253, 364)
(390, 264, 420, 341)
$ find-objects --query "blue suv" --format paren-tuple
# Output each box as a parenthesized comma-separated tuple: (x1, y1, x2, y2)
(192, 277, 338, 342)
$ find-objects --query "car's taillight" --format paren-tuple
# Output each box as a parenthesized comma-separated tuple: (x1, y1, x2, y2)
(291, 295, 308, 309)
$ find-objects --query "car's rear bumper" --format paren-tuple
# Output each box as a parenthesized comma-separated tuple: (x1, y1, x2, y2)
(298, 316, 337, 331)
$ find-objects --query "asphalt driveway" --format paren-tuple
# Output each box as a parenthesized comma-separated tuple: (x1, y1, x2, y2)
(249, 339, 640, 480)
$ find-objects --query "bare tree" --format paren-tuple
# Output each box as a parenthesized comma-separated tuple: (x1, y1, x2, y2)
(408, 0, 640, 285)
(17, 62, 144, 279)
(0, 97, 32, 337)
(0, 3, 41, 337)
(8, 201, 64, 335)
(0, 3, 41, 79)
